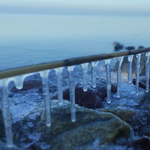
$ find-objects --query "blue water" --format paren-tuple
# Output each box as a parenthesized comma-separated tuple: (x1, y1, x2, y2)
(0, 14, 150, 70)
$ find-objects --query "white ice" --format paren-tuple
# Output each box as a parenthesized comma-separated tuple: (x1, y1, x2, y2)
(136, 53, 141, 95)
(67, 66, 76, 122)
(0, 79, 13, 147)
(104, 59, 111, 104)
(55, 67, 63, 105)
(117, 57, 124, 98)
(145, 52, 150, 92)
(40, 70, 51, 126)
(91, 61, 98, 88)
(81, 63, 89, 92)
(128, 55, 134, 84)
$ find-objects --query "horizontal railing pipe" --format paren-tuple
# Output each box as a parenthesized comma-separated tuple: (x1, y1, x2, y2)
(0, 47, 150, 80)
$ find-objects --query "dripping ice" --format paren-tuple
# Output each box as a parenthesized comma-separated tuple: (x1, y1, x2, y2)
(67, 66, 76, 122)
(91, 61, 98, 88)
(40, 70, 51, 127)
(55, 67, 63, 105)
(136, 54, 141, 95)
(146, 52, 150, 92)
(104, 59, 111, 104)
(81, 63, 89, 92)
(128, 55, 134, 84)
(1, 79, 13, 147)
(117, 56, 124, 98)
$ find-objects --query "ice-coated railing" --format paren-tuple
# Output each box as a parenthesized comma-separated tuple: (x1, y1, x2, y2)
(0, 47, 150, 147)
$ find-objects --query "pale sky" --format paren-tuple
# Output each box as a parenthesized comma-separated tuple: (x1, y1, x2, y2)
(0, 0, 150, 15)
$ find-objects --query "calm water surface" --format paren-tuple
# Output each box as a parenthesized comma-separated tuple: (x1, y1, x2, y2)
(0, 14, 150, 69)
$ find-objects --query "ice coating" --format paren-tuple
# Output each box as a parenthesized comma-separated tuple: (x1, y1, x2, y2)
(40, 70, 51, 126)
(91, 61, 98, 88)
(104, 59, 111, 104)
(1, 79, 13, 147)
(117, 57, 124, 98)
(128, 55, 134, 84)
(13, 75, 26, 90)
(145, 52, 150, 92)
(81, 63, 89, 92)
(55, 67, 63, 105)
(136, 54, 141, 95)
(67, 66, 76, 122)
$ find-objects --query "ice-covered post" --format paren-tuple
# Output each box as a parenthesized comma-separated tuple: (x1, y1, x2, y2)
(117, 57, 124, 98)
(104, 59, 111, 104)
(145, 52, 150, 92)
(55, 67, 63, 105)
(67, 66, 76, 122)
(136, 54, 141, 95)
(81, 63, 89, 92)
(91, 61, 98, 88)
(1, 79, 13, 147)
(40, 70, 51, 126)
(128, 55, 134, 84)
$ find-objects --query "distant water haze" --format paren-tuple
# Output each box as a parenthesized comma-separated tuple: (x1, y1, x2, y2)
(0, 13, 150, 69)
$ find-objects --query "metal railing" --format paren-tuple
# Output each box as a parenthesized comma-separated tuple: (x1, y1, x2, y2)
(0, 47, 150, 79)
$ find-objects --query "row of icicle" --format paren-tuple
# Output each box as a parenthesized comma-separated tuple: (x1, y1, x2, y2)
(0, 52, 150, 147)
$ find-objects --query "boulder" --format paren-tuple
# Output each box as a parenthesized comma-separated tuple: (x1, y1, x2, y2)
(52, 79, 117, 109)
(13, 100, 132, 150)
(125, 46, 135, 50)
(114, 53, 146, 75)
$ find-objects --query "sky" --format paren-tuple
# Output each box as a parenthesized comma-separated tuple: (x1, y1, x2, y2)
(0, 0, 150, 16)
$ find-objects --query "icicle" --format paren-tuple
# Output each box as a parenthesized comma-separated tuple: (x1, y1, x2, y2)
(91, 61, 98, 88)
(1, 79, 13, 147)
(13, 75, 26, 90)
(136, 53, 141, 95)
(81, 63, 89, 92)
(40, 70, 51, 126)
(117, 57, 124, 98)
(55, 67, 63, 105)
(145, 52, 150, 92)
(128, 55, 134, 84)
(67, 66, 76, 122)
(104, 59, 111, 104)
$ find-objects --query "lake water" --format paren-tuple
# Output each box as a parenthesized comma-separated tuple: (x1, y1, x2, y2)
(0, 14, 150, 70)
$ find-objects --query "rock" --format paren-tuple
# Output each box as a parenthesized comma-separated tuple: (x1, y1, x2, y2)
(13, 100, 132, 150)
(113, 42, 124, 51)
(125, 46, 135, 50)
(114, 53, 146, 75)
(0, 141, 23, 150)
(138, 46, 144, 49)
(0, 109, 4, 138)
(52, 79, 117, 109)
(127, 137, 150, 150)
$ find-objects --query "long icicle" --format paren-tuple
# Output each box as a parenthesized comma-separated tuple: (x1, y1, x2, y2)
(104, 59, 111, 104)
(117, 57, 124, 98)
(91, 61, 98, 88)
(68, 66, 76, 122)
(40, 70, 51, 126)
(146, 52, 150, 92)
(1, 79, 13, 147)
(128, 55, 134, 84)
(55, 67, 63, 105)
(136, 54, 141, 95)
(81, 63, 89, 92)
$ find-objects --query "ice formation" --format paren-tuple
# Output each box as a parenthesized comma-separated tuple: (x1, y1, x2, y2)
(67, 66, 76, 122)
(128, 55, 134, 84)
(136, 53, 141, 95)
(81, 63, 89, 92)
(91, 61, 98, 88)
(117, 57, 124, 98)
(55, 67, 63, 105)
(40, 70, 51, 126)
(1, 79, 13, 147)
(145, 52, 150, 92)
(104, 59, 111, 104)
